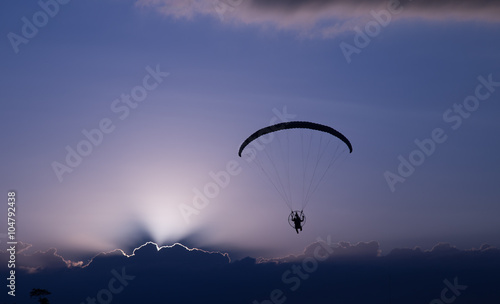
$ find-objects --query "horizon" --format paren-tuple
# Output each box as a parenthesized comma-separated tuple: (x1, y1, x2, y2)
(3, 238, 499, 303)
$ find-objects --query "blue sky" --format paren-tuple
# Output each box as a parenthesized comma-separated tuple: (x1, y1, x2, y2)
(1, 0, 500, 264)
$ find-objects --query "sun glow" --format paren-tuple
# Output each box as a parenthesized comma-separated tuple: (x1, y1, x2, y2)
(134, 193, 193, 244)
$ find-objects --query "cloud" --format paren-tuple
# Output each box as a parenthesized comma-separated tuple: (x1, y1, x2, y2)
(16, 241, 32, 254)
(0, 241, 82, 274)
(3, 240, 500, 303)
(135, 0, 500, 38)
(259, 240, 381, 263)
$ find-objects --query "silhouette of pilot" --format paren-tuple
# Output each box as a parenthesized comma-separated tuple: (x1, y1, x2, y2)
(292, 211, 304, 234)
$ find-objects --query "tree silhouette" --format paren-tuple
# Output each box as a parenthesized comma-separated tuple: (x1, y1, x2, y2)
(29, 288, 51, 304)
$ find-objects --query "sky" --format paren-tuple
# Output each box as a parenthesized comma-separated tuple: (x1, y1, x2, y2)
(1, 0, 500, 302)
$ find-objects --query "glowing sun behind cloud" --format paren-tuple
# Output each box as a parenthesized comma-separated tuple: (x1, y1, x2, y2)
(134, 193, 192, 244)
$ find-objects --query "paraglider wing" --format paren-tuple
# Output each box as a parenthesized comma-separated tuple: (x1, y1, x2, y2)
(237, 120, 352, 213)
(238, 121, 353, 157)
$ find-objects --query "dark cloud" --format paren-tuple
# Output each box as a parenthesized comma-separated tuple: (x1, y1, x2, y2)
(1, 242, 82, 274)
(234, 0, 500, 21)
(249, 0, 500, 12)
(2, 240, 500, 303)
(260, 240, 381, 263)
(137, 0, 500, 38)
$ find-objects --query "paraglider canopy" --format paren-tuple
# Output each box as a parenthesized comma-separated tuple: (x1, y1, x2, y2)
(238, 120, 352, 214)
(238, 121, 352, 157)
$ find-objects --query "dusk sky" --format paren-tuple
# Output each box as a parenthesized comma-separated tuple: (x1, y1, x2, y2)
(1, 0, 500, 302)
